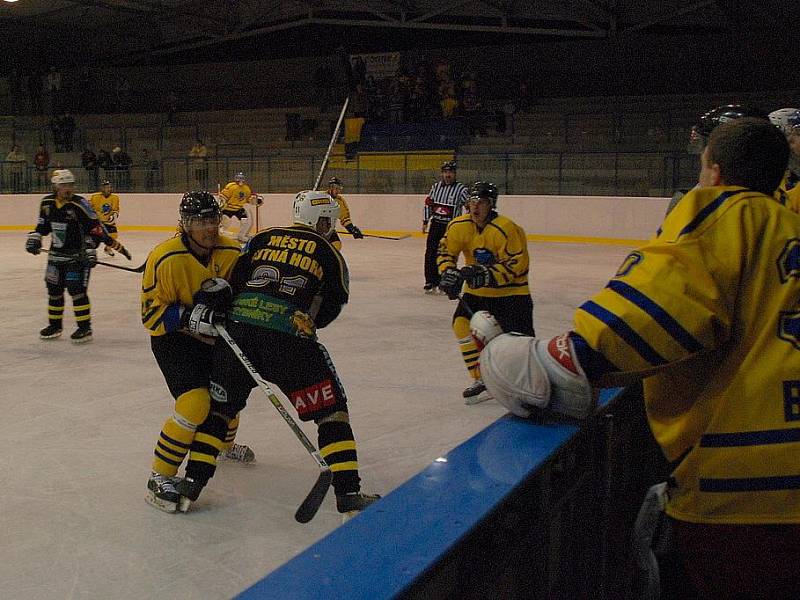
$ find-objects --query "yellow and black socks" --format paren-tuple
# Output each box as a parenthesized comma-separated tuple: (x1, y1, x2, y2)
(318, 420, 361, 495)
(454, 315, 481, 379)
(47, 293, 64, 328)
(152, 388, 209, 477)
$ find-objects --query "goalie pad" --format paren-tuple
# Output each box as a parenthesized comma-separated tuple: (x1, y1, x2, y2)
(480, 332, 595, 419)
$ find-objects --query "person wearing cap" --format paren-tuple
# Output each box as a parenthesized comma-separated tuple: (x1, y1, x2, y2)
(769, 108, 800, 214)
(24, 169, 131, 343)
(422, 161, 468, 293)
(326, 176, 363, 250)
(89, 180, 122, 256)
(437, 181, 534, 404)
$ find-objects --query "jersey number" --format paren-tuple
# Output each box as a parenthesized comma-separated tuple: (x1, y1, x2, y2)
(251, 265, 307, 296)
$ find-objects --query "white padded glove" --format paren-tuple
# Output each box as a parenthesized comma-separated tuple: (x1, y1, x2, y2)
(469, 310, 503, 351)
(480, 332, 595, 419)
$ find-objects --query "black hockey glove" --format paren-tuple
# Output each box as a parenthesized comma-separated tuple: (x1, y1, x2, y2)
(439, 267, 464, 300)
(25, 232, 42, 255)
(192, 277, 233, 311)
(110, 240, 132, 260)
(346, 224, 364, 239)
(460, 264, 491, 289)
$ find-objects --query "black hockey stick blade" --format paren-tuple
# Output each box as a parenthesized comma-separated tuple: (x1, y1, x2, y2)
(335, 230, 411, 241)
(96, 259, 147, 273)
(295, 467, 333, 523)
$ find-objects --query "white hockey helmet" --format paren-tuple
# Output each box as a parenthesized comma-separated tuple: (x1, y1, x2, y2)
(51, 169, 76, 184)
(234, 171, 245, 183)
(769, 108, 800, 136)
(293, 190, 340, 232)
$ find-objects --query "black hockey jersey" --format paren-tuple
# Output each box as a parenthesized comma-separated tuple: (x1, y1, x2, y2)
(34, 193, 114, 261)
(228, 225, 349, 335)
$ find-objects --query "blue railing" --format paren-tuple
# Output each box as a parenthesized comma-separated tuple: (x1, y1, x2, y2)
(236, 386, 660, 599)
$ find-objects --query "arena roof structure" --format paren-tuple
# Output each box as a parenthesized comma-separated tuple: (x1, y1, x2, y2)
(0, 0, 794, 65)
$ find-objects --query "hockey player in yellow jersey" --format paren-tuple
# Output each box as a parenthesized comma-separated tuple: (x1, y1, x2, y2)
(219, 172, 261, 242)
(474, 119, 800, 598)
(437, 181, 534, 404)
(770, 108, 800, 214)
(89, 180, 121, 256)
(142, 191, 254, 512)
(326, 176, 363, 250)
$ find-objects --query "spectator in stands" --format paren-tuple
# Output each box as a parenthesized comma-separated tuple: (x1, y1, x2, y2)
(440, 87, 459, 119)
(47, 66, 62, 114)
(387, 81, 405, 125)
(34, 144, 50, 190)
(476, 118, 799, 599)
(351, 83, 368, 119)
(97, 148, 112, 183)
(189, 139, 208, 189)
(140, 149, 159, 192)
(5, 144, 26, 192)
(49, 115, 64, 152)
(82, 146, 98, 190)
(112, 146, 132, 191)
(61, 114, 75, 152)
(27, 70, 43, 115)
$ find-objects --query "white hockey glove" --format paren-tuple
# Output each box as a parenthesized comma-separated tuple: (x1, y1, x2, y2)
(185, 304, 223, 337)
(469, 310, 504, 351)
(25, 232, 42, 255)
(480, 332, 595, 420)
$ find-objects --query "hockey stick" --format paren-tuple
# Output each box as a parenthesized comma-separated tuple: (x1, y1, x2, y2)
(313, 96, 350, 191)
(42, 250, 146, 273)
(215, 323, 333, 524)
(335, 230, 411, 241)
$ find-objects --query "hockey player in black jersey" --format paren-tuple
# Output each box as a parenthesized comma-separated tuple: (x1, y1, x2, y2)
(178, 189, 380, 519)
(25, 169, 131, 342)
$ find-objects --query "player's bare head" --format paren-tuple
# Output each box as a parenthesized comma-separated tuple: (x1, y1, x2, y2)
(702, 118, 789, 195)
(179, 191, 221, 251)
(51, 169, 75, 198)
(293, 190, 340, 237)
(101, 180, 111, 194)
(441, 161, 456, 183)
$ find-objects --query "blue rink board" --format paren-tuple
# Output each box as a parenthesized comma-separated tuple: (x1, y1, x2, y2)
(237, 388, 621, 600)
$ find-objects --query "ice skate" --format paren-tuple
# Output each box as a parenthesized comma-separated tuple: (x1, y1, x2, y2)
(103, 246, 115, 256)
(146, 471, 180, 513)
(219, 442, 256, 464)
(423, 283, 436, 294)
(70, 327, 93, 343)
(39, 324, 63, 339)
(337, 491, 381, 522)
(175, 477, 205, 513)
(463, 378, 492, 405)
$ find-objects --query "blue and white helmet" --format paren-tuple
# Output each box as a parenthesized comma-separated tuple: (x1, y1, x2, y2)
(769, 108, 800, 137)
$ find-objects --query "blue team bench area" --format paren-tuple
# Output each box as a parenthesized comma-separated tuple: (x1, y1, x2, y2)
(237, 384, 669, 599)
(358, 121, 471, 152)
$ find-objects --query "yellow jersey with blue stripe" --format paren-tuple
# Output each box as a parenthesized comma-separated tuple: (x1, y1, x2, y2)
(437, 212, 530, 298)
(574, 185, 800, 524)
(220, 182, 254, 211)
(141, 234, 241, 336)
(331, 193, 354, 229)
(89, 192, 120, 226)
(776, 170, 800, 214)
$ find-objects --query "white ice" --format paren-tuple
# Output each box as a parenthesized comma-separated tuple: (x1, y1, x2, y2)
(0, 231, 631, 599)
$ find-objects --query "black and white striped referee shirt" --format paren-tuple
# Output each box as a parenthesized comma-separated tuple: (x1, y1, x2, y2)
(423, 181, 468, 224)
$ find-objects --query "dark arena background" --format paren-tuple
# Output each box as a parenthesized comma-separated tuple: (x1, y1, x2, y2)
(0, 1, 797, 598)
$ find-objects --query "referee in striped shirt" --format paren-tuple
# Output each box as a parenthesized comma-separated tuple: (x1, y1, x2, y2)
(422, 161, 468, 293)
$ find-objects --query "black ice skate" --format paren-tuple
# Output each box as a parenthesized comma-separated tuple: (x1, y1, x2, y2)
(39, 324, 63, 339)
(103, 246, 115, 256)
(70, 327, 93, 343)
(463, 378, 492, 405)
(146, 471, 180, 513)
(337, 491, 381, 522)
(176, 477, 206, 513)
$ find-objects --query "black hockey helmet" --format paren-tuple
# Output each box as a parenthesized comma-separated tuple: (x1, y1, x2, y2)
(328, 176, 343, 187)
(441, 160, 457, 172)
(468, 181, 499, 207)
(179, 190, 221, 223)
(689, 104, 769, 153)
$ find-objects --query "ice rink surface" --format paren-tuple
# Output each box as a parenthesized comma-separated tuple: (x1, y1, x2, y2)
(0, 231, 632, 599)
